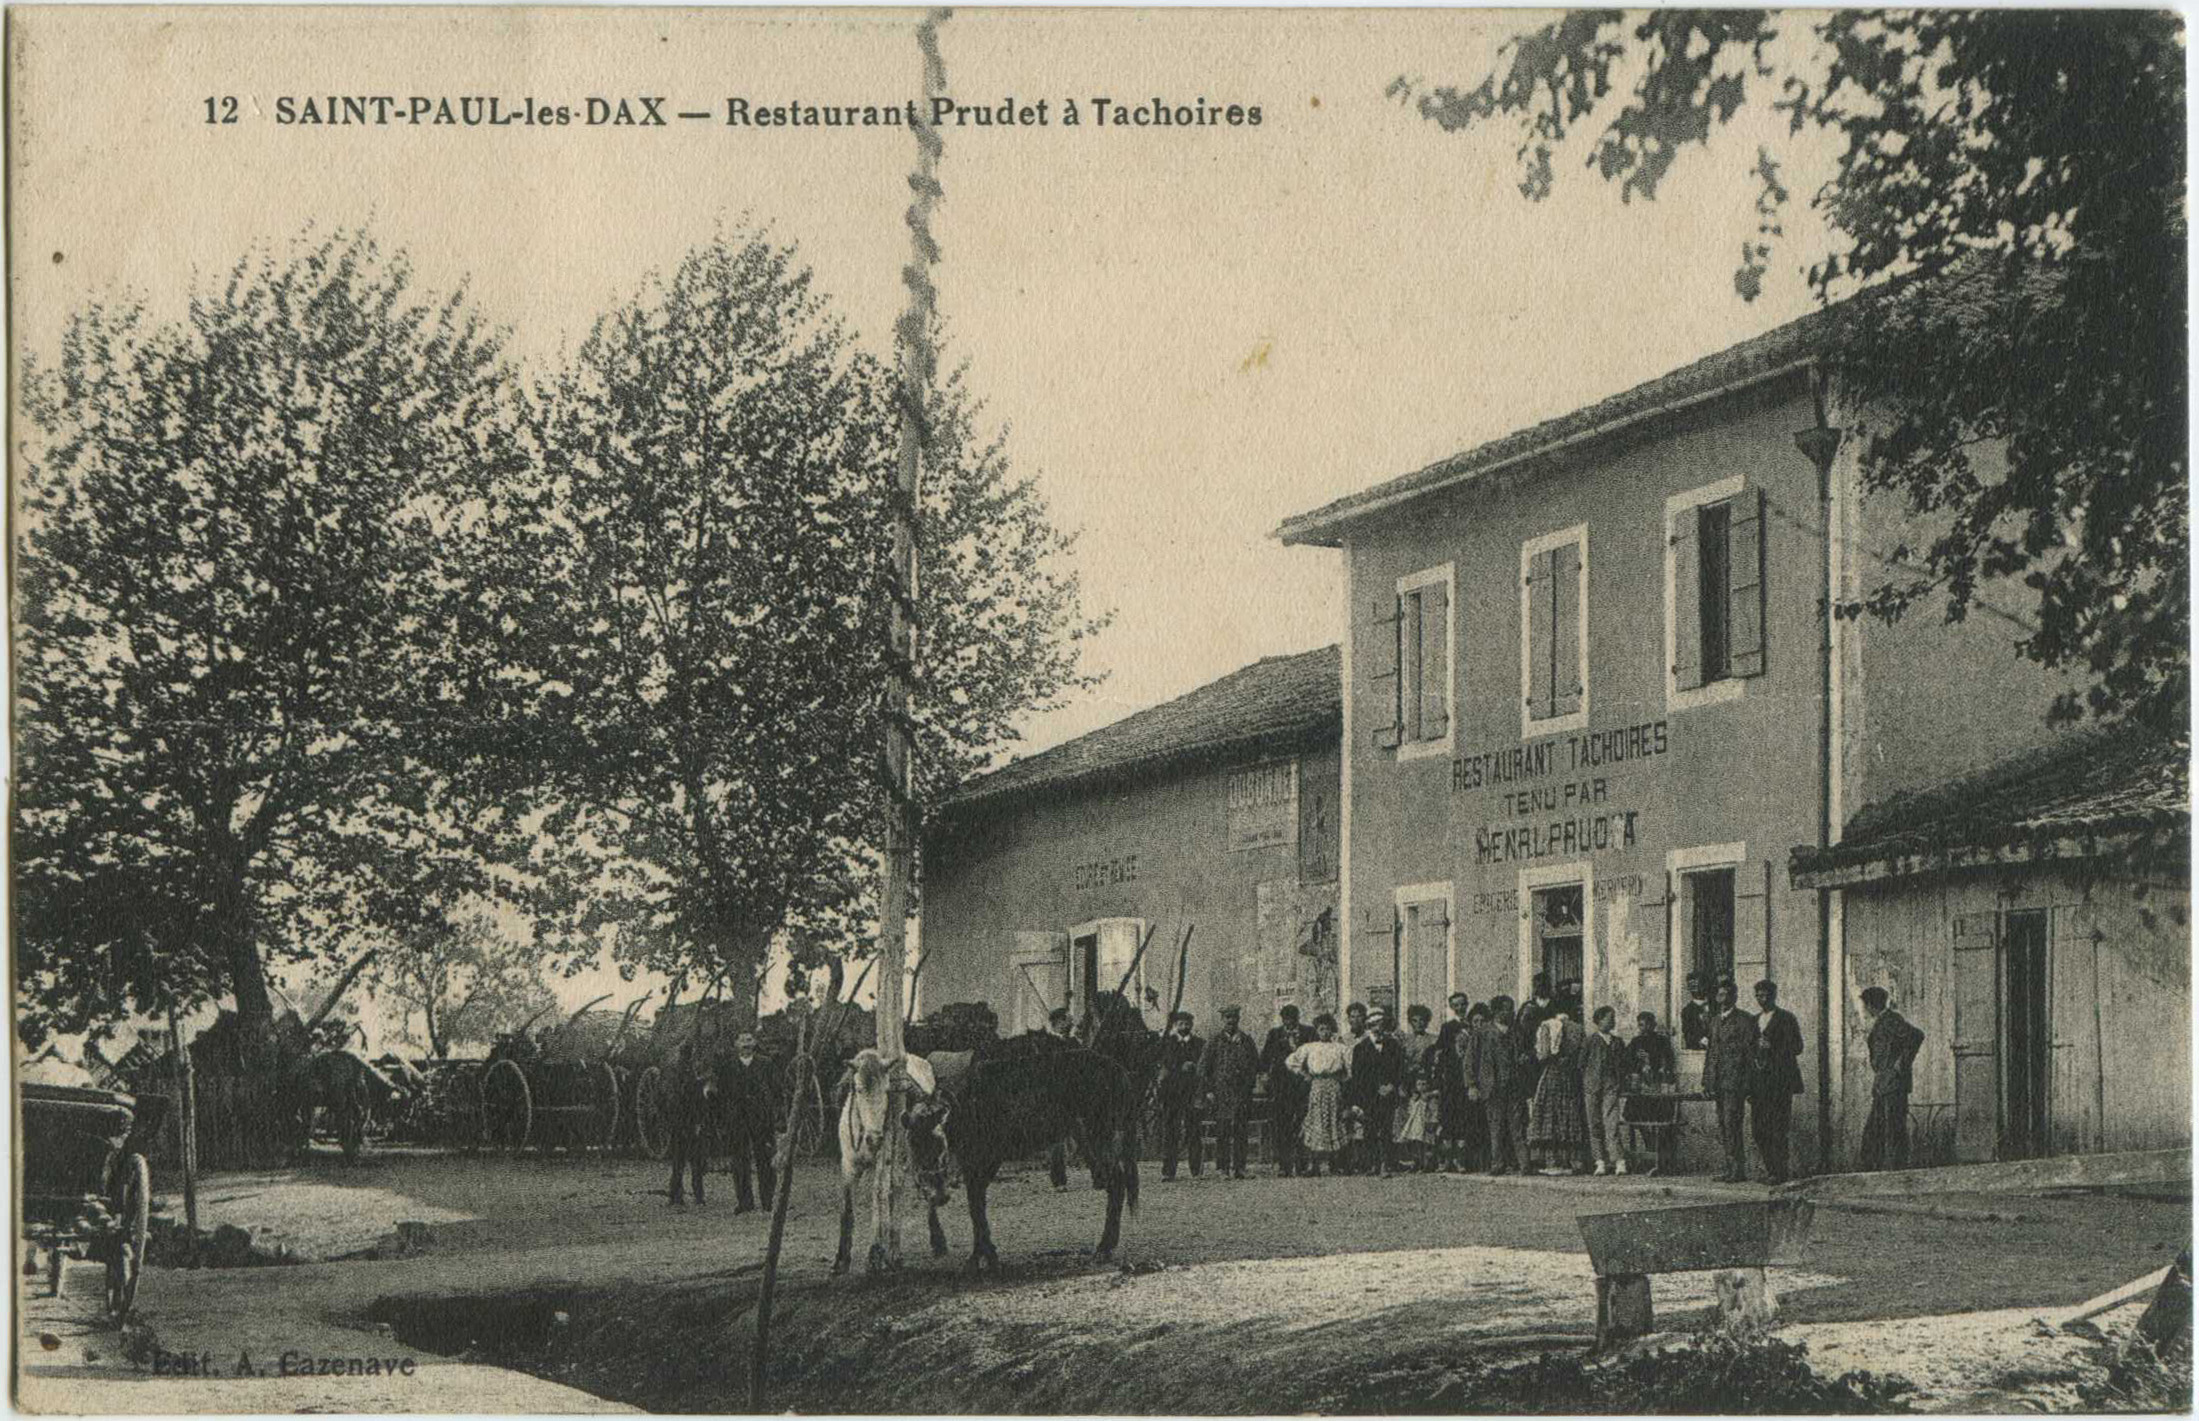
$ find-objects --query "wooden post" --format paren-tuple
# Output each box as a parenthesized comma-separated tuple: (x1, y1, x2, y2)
(166, 1005, 200, 1254)
(748, 1015, 811, 1410)
(1714, 1268, 1779, 1333)
(1595, 1273, 1654, 1347)
(1168, 925, 1196, 1018)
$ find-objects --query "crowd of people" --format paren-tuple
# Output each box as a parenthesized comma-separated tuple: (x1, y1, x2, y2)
(1143, 973, 1925, 1186)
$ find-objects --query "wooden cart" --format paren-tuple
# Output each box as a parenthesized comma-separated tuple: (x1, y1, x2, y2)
(19, 1084, 167, 1320)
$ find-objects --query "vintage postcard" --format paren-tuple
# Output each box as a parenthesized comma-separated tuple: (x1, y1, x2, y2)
(9, 5, 2190, 1414)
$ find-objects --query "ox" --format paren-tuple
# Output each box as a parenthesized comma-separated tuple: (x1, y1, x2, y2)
(904, 1035, 1140, 1270)
(833, 1049, 938, 1275)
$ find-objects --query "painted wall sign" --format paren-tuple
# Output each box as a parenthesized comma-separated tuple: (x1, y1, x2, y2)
(1474, 810, 1640, 866)
(1072, 854, 1139, 891)
(1227, 759, 1299, 853)
(1451, 719, 1671, 793)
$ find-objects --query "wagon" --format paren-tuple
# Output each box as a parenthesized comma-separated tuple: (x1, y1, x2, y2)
(475, 1001, 626, 1154)
(19, 1084, 167, 1320)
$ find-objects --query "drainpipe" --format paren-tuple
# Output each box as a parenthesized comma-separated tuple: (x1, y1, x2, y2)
(1793, 368, 1846, 1174)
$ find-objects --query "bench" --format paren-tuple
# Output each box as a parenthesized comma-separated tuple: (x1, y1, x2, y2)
(1576, 1196, 1816, 1347)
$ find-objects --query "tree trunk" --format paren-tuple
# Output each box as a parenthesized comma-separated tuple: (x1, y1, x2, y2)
(424, 997, 445, 1059)
(225, 934, 277, 1047)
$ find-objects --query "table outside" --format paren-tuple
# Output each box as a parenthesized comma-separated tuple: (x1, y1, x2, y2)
(1621, 1089, 1714, 1175)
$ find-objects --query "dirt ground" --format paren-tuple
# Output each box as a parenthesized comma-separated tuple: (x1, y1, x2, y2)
(14, 1147, 2189, 1413)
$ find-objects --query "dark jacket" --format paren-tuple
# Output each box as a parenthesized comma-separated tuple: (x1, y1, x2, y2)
(1579, 1030, 1626, 1095)
(1433, 1018, 1471, 1093)
(1156, 1032, 1205, 1104)
(1681, 997, 1713, 1051)
(1702, 1007, 1759, 1097)
(1749, 1007, 1805, 1097)
(1866, 1009, 1926, 1098)
(1261, 1022, 1312, 1089)
(1628, 1029, 1678, 1083)
(1200, 1028, 1261, 1113)
(715, 1055, 780, 1133)
(1462, 1019, 1518, 1097)
(1349, 1034, 1405, 1112)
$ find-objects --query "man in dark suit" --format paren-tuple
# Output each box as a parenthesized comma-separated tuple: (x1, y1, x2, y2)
(1260, 1004, 1313, 1177)
(1680, 973, 1714, 1051)
(1748, 979, 1806, 1183)
(1201, 1006, 1261, 1179)
(1155, 1012, 1205, 1180)
(716, 1030, 780, 1213)
(1349, 1008, 1406, 1177)
(1859, 986, 1926, 1171)
(1702, 978, 1758, 1183)
(1467, 995, 1526, 1175)
(665, 1038, 716, 1207)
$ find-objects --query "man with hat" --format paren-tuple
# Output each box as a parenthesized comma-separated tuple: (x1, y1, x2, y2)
(1200, 1005, 1261, 1180)
(1260, 1004, 1314, 1176)
(1349, 1007, 1407, 1177)
(1155, 1010, 1206, 1180)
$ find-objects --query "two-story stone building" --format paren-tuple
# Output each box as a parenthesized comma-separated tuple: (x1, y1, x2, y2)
(1278, 307, 2189, 1172)
(920, 647, 1342, 1036)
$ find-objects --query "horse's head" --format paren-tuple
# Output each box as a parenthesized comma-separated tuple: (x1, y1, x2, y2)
(902, 1097, 952, 1207)
(843, 1049, 892, 1170)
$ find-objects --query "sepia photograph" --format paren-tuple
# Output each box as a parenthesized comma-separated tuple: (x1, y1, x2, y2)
(7, 5, 2191, 1414)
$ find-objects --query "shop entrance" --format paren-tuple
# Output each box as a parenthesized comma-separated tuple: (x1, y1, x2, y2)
(1533, 884, 1586, 997)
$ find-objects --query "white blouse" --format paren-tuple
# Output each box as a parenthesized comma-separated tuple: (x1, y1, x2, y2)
(1286, 1040, 1352, 1078)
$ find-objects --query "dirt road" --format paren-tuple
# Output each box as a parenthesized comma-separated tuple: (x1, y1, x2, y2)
(16, 1149, 2187, 1412)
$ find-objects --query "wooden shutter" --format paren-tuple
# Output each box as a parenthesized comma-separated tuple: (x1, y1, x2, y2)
(1951, 913, 2003, 1164)
(1418, 581, 1449, 741)
(1552, 540, 1584, 718)
(1728, 487, 1767, 679)
(1732, 860, 1771, 982)
(2048, 906, 2104, 1155)
(1524, 550, 1554, 721)
(1369, 595, 1404, 749)
(1672, 510, 1704, 691)
(1408, 900, 1451, 1021)
(1638, 873, 1673, 1030)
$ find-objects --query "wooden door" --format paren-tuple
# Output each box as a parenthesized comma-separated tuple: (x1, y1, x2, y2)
(1950, 914, 2002, 1163)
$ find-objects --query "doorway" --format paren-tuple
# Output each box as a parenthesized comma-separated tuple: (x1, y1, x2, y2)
(2001, 909, 2052, 1160)
(1534, 884, 1586, 998)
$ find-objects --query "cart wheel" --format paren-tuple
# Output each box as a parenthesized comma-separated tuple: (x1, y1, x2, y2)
(106, 1153, 150, 1320)
(594, 1062, 621, 1151)
(481, 1059, 533, 1153)
(634, 1067, 669, 1159)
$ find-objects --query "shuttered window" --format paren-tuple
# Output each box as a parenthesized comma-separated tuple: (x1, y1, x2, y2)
(1672, 485, 1766, 694)
(1522, 527, 1586, 729)
(1371, 566, 1453, 754)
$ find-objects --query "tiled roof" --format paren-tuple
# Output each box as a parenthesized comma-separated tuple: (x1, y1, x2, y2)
(938, 645, 1340, 811)
(1275, 306, 1834, 547)
(1790, 730, 2191, 886)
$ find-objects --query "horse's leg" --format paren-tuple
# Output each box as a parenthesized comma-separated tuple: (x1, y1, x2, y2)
(963, 1164, 999, 1271)
(833, 1173, 856, 1275)
(1097, 1164, 1125, 1263)
(927, 1199, 950, 1257)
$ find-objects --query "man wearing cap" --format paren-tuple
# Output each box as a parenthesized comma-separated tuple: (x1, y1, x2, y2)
(1260, 1004, 1314, 1176)
(1155, 1011, 1206, 1180)
(1349, 1007, 1406, 1177)
(1201, 1006, 1260, 1180)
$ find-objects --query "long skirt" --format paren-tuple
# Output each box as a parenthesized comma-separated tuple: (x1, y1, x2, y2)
(1528, 1063, 1587, 1146)
(1301, 1075, 1346, 1153)
(1392, 1092, 1434, 1144)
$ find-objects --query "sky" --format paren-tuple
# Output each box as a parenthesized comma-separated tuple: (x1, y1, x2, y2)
(10, 8, 1846, 1029)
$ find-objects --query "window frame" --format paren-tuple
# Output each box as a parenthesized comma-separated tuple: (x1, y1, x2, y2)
(1395, 562, 1457, 762)
(1518, 523, 1590, 739)
(1069, 916, 1148, 1020)
(1517, 859, 1596, 1007)
(1665, 841, 1748, 1050)
(1665, 476, 1749, 712)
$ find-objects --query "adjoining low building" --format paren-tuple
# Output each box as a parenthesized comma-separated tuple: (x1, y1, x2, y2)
(920, 647, 1341, 1037)
(1792, 728, 2189, 1166)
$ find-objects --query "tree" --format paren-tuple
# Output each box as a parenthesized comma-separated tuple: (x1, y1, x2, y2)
(1395, 11, 2186, 728)
(453, 230, 1101, 1028)
(371, 909, 561, 1057)
(12, 228, 525, 1051)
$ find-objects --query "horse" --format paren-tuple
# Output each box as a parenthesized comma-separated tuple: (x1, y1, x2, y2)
(832, 1048, 938, 1274)
(904, 1036, 1140, 1270)
(291, 1049, 408, 1162)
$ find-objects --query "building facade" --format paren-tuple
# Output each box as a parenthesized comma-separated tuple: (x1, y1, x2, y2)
(1279, 313, 2190, 1172)
(921, 648, 1342, 1037)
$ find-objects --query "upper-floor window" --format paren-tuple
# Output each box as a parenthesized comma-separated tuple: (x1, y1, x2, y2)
(1370, 563, 1454, 759)
(1520, 524, 1588, 736)
(1667, 478, 1766, 709)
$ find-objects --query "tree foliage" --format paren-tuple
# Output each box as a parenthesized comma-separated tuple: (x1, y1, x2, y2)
(370, 908, 561, 1057)
(1396, 10, 2187, 728)
(450, 230, 1103, 1025)
(13, 230, 525, 1049)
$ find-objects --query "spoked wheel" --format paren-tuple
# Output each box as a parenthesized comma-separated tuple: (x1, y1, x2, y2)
(634, 1067, 669, 1159)
(481, 1060, 533, 1154)
(106, 1153, 149, 1320)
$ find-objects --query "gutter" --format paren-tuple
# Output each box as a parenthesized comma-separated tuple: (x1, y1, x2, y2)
(1277, 358, 1819, 548)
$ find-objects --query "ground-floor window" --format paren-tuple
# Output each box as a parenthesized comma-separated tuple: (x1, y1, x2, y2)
(1685, 867, 1736, 988)
(1532, 883, 1585, 994)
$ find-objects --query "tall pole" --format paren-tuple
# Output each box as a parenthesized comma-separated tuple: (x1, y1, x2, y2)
(877, 7, 951, 1063)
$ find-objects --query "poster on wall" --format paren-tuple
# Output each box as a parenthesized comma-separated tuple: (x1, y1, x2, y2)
(1227, 759, 1299, 853)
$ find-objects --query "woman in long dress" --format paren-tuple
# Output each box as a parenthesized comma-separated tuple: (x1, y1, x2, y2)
(1528, 1004, 1588, 1173)
(1286, 1013, 1351, 1176)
